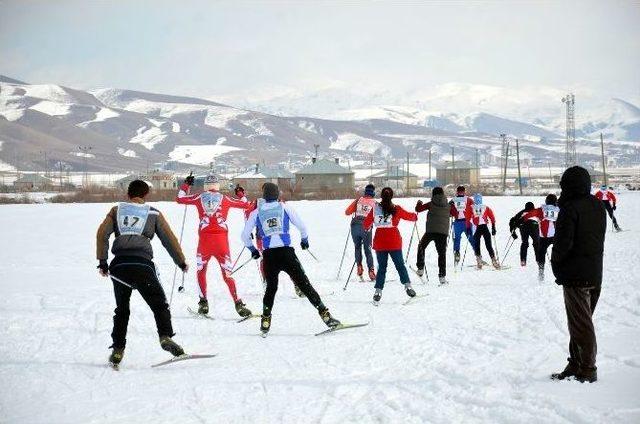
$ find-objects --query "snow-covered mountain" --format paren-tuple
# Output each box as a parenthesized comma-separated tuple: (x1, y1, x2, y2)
(1, 76, 638, 173)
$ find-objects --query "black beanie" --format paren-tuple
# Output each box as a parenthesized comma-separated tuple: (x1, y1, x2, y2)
(525, 201, 534, 211)
(262, 182, 279, 201)
(432, 186, 444, 196)
(545, 194, 558, 205)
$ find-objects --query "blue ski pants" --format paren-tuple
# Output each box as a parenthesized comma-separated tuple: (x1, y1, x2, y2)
(375, 250, 411, 290)
(452, 219, 473, 253)
(351, 222, 374, 270)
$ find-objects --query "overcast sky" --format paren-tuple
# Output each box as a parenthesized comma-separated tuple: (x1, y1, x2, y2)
(1, 0, 639, 101)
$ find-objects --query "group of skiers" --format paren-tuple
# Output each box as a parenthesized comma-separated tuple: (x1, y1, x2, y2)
(96, 170, 620, 380)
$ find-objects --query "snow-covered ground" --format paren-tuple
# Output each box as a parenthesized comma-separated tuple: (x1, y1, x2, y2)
(1, 194, 639, 423)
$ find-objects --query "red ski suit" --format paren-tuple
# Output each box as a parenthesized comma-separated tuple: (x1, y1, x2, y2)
(176, 183, 249, 300)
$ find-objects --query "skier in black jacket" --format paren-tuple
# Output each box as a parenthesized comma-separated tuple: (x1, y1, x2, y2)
(550, 166, 606, 383)
(508, 201, 540, 267)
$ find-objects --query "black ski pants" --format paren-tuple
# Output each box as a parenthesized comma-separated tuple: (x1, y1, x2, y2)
(262, 247, 324, 315)
(537, 236, 554, 265)
(109, 256, 173, 349)
(472, 224, 495, 258)
(519, 221, 540, 263)
(416, 232, 447, 277)
(603, 201, 619, 228)
(563, 285, 601, 370)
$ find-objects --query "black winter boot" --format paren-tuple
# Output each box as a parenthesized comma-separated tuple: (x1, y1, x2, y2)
(260, 314, 271, 336)
(109, 347, 125, 365)
(551, 359, 579, 380)
(234, 299, 252, 317)
(198, 297, 209, 315)
(575, 366, 598, 383)
(319, 307, 340, 328)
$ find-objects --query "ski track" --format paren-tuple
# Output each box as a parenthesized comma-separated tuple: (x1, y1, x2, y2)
(0, 195, 639, 423)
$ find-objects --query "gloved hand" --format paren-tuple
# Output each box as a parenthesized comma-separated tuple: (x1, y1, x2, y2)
(613, 205, 617, 211)
(185, 175, 195, 186)
(415, 200, 423, 211)
(234, 184, 245, 197)
(249, 246, 261, 260)
(491, 226, 496, 236)
(511, 232, 518, 240)
(300, 238, 309, 250)
(179, 262, 189, 272)
(97, 260, 109, 277)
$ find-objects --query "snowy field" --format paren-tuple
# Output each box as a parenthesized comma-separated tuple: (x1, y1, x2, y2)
(1, 194, 639, 423)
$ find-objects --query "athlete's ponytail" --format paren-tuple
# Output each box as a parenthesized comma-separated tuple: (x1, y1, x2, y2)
(380, 187, 395, 216)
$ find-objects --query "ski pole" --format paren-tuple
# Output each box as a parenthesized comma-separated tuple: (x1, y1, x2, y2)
(500, 237, 516, 267)
(336, 227, 351, 279)
(230, 257, 254, 275)
(170, 206, 189, 304)
(405, 221, 418, 263)
(501, 229, 517, 261)
(305, 249, 319, 262)
(343, 261, 357, 291)
(109, 274, 135, 289)
(460, 237, 469, 272)
(492, 234, 500, 264)
(231, 246, 246, 270)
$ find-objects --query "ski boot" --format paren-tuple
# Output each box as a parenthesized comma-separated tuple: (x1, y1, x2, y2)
(537, 263, 545, 281)
(491, 256, 501, 270)
(356, 263, 364, 279)
(416, 267, 425, 277)
(260, 314, 271, 337)
(521, 260, 527, 267)
(234, 299, 252, 318)
(294, 284, 306, 298)
(551, 359, 579, 381)
(454, 251, 460, 265)
(109, 347, 125, 367)
(405, 283, 416, 298)
(319, 307, 340, 328)
(368, 268, 376, 281)
(475, 255, 483, 269)
(438, 276, 448, 285)
(372, 289, 382, 305)
(160, 336, 185, 357)
(198, 297, 209, 315)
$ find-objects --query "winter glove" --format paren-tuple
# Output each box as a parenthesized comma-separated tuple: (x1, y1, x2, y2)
(511, 231, 518, 240)
(300, 238, 309, 250)
(178, 262, 189, 272)
(97, 260, 109, 276)
(185, 175, 195, 186)
(415, 200, 423, 212)
(491, 226, 496, 236)
(249, 246, 261, 260)
(613, 205, 617, 211)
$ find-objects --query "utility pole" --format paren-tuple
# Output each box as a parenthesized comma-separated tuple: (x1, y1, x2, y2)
(600, 133, 608, 186)
(406, 151, 410, 194)
(516, 138, 523, 195)
(428, 148, 432, 181)
(502, 141, 510, 193)
(562, 94, 576, 168)
(451, 146, 456, 186)
(370, 155, 373, 180)
(313, 144, 320, 160)
(78, 146, 92, 188)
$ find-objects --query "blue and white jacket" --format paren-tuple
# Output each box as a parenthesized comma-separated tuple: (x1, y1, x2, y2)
(242, 200, 308, 250)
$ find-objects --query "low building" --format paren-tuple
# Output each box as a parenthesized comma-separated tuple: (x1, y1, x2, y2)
(146, 170, 177, 191)
(13, 174, 54, 191)
(233, 164, 294, 194)
(370, 168, 419, 190)
(294, 158, 355, 198)
(436, 161, 480, 186)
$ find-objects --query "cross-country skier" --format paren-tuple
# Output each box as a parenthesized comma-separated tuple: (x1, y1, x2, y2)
(594, 185, 621, 231)
(508, 201, 540, 266)
(363, 187, 418, 304)
(344, 184, 376, 281)
(467, 193, 500, 269)
(532, 194, 559, 281)
(449, 186, 475, 266)
(241, 182, 340, 336)
(97, 180, 188, 366)
(415, 186, 450, 284)
(176, 174, 252, 317)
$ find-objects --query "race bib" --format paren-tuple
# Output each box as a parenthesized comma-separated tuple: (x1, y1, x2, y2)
(373, 204, 393, 228)
(258, 202, 285, 237)
(355, 198, 374, 218)
(542, 205, 559, 222)
(117, 202, 150, 236)
(454, 196, 467, 212)
(473, 205, 485, 217)
(201, 192, 223, 216)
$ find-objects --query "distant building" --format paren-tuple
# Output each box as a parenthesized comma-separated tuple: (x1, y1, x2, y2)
(294, 158, 355, 197)
(370, 168, 419, 190)
(233, 164, 294, 194)
(13, 174, 54, 191)
(115, 170, 177, 191)
(436, 161, 480, 186)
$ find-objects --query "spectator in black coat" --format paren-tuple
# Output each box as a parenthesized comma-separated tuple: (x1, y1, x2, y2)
(550, 166, 606, 383)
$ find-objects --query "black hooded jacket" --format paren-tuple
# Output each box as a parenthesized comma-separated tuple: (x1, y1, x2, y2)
(551, 166, 606, 287)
